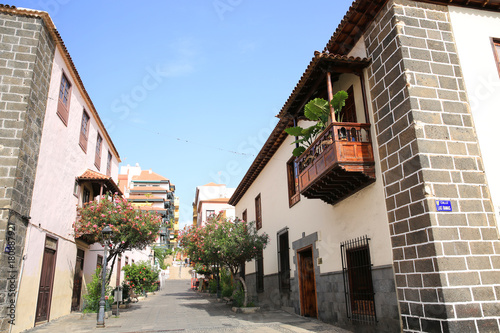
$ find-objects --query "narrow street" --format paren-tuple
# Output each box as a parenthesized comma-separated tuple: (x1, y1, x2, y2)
(24, 280, 351, 333)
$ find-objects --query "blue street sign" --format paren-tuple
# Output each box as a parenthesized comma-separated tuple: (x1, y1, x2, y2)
(435, 200, 452, 212)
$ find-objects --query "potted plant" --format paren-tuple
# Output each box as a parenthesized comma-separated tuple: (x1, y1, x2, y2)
(285, 90, 348, 157)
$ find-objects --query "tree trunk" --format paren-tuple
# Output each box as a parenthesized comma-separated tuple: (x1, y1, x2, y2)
(238, 276, 248, 307)
(106, 253, 117, 285)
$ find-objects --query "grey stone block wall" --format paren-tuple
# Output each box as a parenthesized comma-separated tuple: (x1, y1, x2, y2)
(361, 0, 500, 331)
(0, 11, 55, 331)
(247, 266, 399, 332)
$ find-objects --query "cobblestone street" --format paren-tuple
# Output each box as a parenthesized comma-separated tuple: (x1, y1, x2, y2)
(23, 280, 351, 333)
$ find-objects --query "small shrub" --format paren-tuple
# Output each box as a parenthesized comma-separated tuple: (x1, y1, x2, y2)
(123, 261, 159, 294)
(232, 288, 244, 307)
(221, 284, 233, 298)
(208, 279, 217, 294)
(82, 267, 113, 313)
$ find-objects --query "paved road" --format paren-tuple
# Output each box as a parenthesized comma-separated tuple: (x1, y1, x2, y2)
(25, 280, 352, 332)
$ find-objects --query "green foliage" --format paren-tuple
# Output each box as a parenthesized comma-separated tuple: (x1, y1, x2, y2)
(122, 261, 159, 293)
(179, 215, 269, 277)
(331, 90, 349, 120)
(194, 263, 212, 276)
(153, 247, 169, 269)
(233, 288, 244, 307)
(285, 91, 349, 157)
(121, 281, 130, 302)
(220, 268, 234, 298)
(82, 267, 113, 313)
(208, 279, 217, 294)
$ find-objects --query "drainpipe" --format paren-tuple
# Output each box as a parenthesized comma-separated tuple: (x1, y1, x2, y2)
(326, 72, 335, 123)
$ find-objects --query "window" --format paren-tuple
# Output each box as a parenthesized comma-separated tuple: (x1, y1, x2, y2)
(287, 157, 300, 207)
(96, 255, 103, 268)
(95, 133, 102, 170)
(255, 194, 262, 230)
(206, 210, 215, 219)
(339, 85, 357, 123)
(57, 73, 71, 125)
(341, 235, 376, 324)
(278, 230, 290, 291)
(125, 256, 129, 266)
(73, 179, 79, 197)
(82, 188, 90, 204)
(492, 38, 500, 76)
(79, 110, 90, 152)
(132, 259, 135, 264)
(242, 209, 247, 223)
(106, 151, 112, 176)
(255, 249, 264, 292)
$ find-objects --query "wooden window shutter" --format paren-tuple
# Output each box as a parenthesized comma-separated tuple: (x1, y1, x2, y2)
(79, 111, 89, 152)
(340, 85, 357, 123)
(106, 151, 112, 176)
(57, 73, 71, 126)
(255, 194, 262, 230)
(95, 134, 102, 170)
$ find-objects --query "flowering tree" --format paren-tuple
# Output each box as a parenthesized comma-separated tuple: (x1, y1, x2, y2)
(74, 194, 162, 280)
(179, 214, 269, 277)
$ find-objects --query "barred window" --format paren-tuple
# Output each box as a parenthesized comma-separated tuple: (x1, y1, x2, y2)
(256, 249, 264, 292)
(341, 235, 376, 324)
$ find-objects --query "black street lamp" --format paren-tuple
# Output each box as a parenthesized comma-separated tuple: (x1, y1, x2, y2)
(96, 225, 113, 328)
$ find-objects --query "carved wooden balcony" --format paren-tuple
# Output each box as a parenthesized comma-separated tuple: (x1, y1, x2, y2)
(297, 122, 375, 205)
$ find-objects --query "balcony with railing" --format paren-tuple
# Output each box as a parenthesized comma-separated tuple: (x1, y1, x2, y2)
(296, 122, 375, 205)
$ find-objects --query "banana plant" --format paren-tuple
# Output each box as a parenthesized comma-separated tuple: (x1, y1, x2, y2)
(285, 90, 348, 157)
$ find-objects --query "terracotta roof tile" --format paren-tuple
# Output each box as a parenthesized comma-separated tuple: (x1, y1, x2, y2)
(132, 170, 168, 181)
(277, 52, 370, 118)
(77, 169, 122, 195)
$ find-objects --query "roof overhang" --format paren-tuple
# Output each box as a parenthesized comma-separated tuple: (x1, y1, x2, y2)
(324, 0, 500, 55)
(277, 52, 371, 118)
(77, 169, 123, 196)
(229, 118, 293, 206)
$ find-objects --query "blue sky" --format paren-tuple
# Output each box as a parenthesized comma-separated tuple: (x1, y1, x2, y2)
(12, 0, 354, 228)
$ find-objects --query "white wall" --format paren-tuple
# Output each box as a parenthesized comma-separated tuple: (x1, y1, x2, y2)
(449, 7, 500, 222)
(235, 72, 392, 277)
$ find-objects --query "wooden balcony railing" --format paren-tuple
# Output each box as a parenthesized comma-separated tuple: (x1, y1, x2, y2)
(296, 122, 375, 205)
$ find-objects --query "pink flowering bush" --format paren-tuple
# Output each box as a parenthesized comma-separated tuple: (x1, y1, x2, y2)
(74, 194, 162, 279)
(179, 214, 269, 277)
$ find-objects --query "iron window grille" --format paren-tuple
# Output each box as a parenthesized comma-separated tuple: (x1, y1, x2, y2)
(341, 235, 377, 324)
(277, 229, 290, 292)
(256, 249, 264, 292)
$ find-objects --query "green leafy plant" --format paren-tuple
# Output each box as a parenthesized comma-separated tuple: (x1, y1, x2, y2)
(285, 91, 348, 157)
(220, 268, 234, 298)
(82, 267, 114, 313)
(208, 279, 217, 294)
(153, 246, 169, 269)
(123, 261, 160, 294)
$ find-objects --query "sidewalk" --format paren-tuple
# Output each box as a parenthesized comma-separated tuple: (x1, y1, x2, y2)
(23, 280, 352, 333)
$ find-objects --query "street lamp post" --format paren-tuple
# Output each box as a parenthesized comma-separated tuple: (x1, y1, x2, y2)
(97, 225, 113, 328)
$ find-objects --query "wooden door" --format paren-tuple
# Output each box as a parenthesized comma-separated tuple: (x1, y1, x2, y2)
(298, 247, 317, 318)
(71, 249, 85, 311)
(35, 247, 56, 323)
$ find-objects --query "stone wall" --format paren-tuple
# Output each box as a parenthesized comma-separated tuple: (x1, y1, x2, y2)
(0, 12, 55, 331)
(363, 0, 500, 331)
